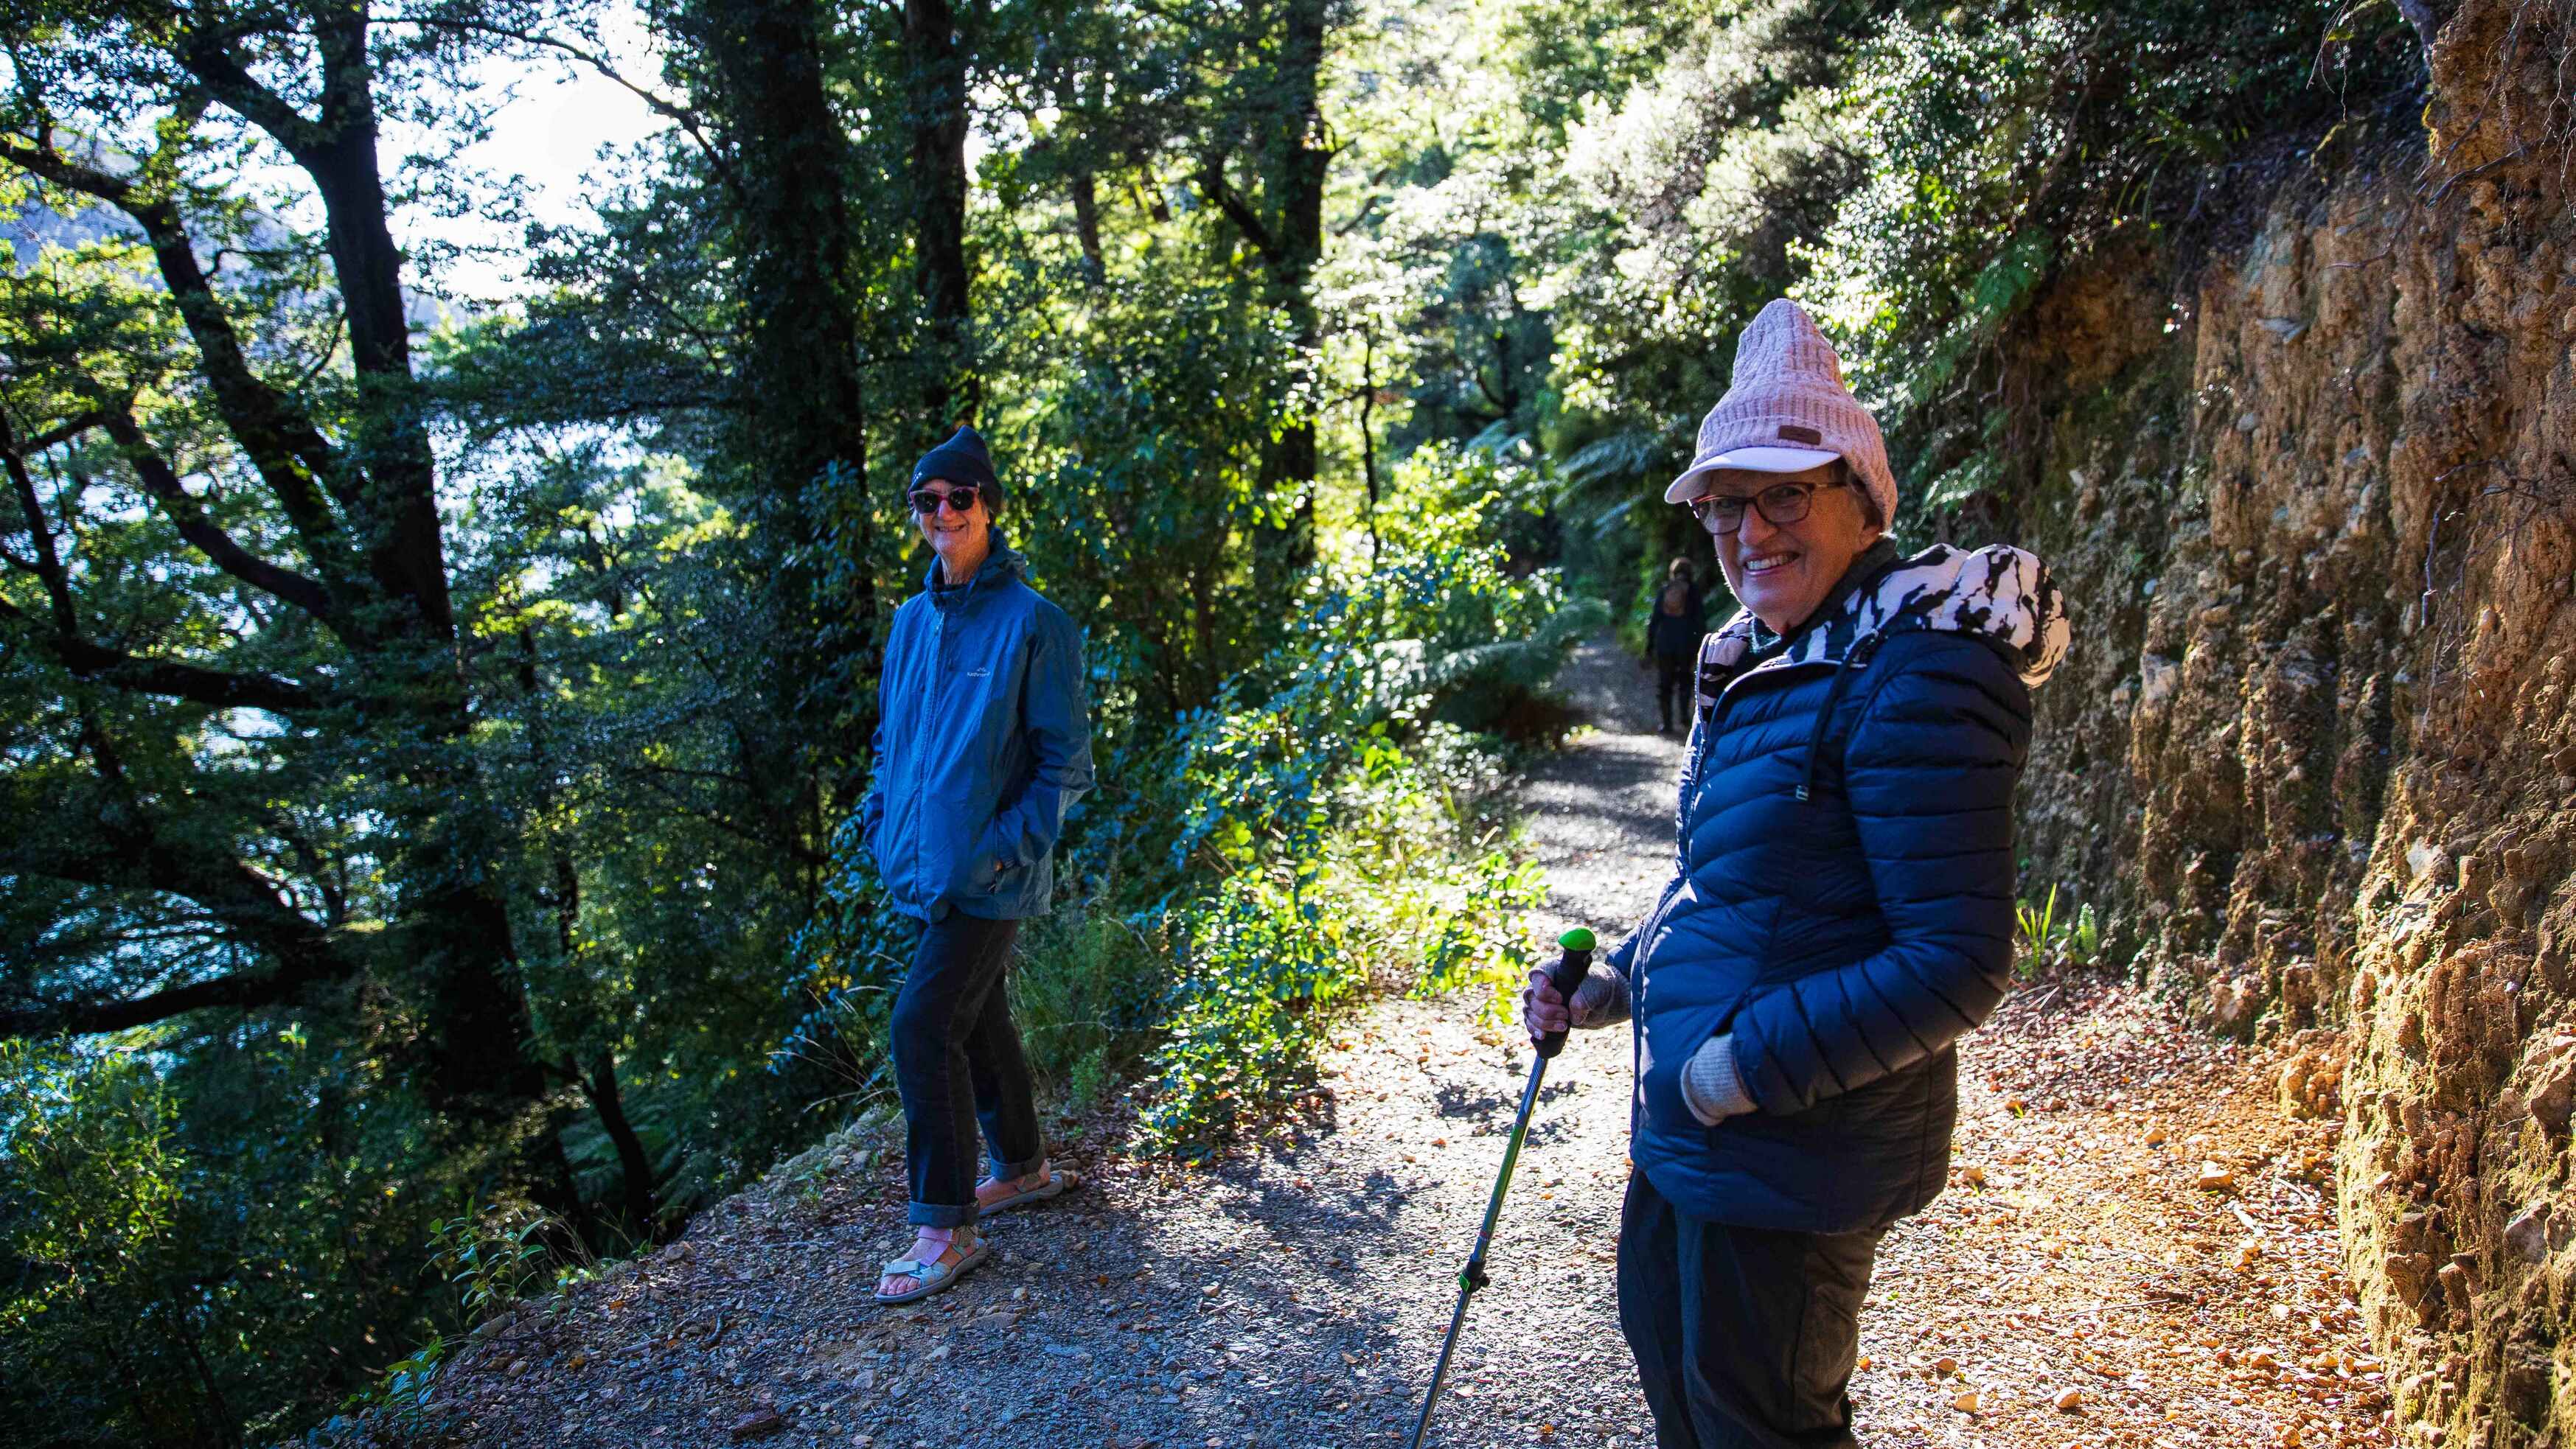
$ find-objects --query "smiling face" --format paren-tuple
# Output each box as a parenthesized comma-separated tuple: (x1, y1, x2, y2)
(913, 479, 992, 579)
(1705, 461, 1881, 634)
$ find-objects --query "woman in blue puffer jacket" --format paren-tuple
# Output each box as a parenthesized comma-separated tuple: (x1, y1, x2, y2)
(1523, 301, 2069, 1448)
(863, 425, 1096, 1305)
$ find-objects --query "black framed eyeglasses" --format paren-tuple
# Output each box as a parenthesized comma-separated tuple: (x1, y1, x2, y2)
(1691, 478, 1842, 536)
(909, 483, 983, 516)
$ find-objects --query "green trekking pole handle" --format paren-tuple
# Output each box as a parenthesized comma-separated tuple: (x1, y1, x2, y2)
(1405, 926, 1597, 1449)
(1534, 925, 1595, 1060)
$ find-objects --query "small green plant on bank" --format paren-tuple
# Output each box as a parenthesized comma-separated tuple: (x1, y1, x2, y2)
(326, 1204, 592, 1434)
(431, 1204, 596, 1320)
(1138, 650, 1555, 1152)
(2014, 884, 2102, 977)
(332, 1332, 449, 1432)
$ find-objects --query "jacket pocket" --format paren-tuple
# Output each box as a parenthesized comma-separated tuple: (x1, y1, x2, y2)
(1637, 1035, 1696, 1134)
(1638, 985, 1755, 1131)
(955, 848, 1007, 898)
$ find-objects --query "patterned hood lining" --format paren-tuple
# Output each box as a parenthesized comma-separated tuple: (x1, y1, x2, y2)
(1707, 542, 2071, 689)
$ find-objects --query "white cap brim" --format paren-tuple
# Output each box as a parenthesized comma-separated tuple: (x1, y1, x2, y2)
(1663, 446, 1842, 503)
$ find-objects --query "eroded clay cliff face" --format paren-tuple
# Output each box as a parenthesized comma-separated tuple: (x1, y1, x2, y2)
(2002, 3, 2575, 1442)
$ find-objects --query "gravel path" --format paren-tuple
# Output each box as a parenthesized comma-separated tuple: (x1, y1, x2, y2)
(409, 635, 2387, 1449)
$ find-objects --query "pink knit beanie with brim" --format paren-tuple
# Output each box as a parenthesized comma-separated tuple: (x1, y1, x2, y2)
(1663, 298, 1898, 526)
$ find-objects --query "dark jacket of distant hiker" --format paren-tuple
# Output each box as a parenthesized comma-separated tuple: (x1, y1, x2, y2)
(1607, 539, 2069, 1233)
(860, 534, 1094, 921)
(1645, 579, 1707, 660)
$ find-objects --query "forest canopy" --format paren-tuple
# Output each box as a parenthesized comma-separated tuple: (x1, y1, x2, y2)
(0, 0, 2420, 1442)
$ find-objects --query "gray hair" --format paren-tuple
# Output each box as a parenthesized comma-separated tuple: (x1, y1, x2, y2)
(1839, 460, 1884, 531)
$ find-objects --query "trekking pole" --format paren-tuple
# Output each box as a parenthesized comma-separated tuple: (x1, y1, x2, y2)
(1404, 926, 1596, 1449)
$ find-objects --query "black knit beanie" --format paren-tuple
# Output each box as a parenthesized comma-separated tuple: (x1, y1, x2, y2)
(911, 425, 1002, 509)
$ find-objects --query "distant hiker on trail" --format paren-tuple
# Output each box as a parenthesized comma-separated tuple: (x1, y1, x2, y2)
(1646, 556, 1707, 734)
(1518, 300, 2069, 1448)
(863, 425, 1096, 1306)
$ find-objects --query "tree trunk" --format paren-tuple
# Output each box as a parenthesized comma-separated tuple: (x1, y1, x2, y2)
(182, 18, 581, 1204)
(1199, 0, 1334, 598)
(681, 0, 880, 804)
(905, 0, 975, 435)
(579, 1052, 660, 1230)
(1268, 0, 1329, 579)
(1071, 169, 1107, 287)
(1360, 329, 1380, 564)
(686, 0, 872, 488)
(518, 631, 658, 1232)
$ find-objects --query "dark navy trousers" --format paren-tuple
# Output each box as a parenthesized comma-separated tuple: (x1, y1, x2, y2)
(1617, 1170, 1882, 1449)
(1654, 653, 1694, 731)
(889, 912, 1043, 1227)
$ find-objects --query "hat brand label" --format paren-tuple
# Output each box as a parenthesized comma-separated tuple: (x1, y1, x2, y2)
(1777, 424, 1823, 444)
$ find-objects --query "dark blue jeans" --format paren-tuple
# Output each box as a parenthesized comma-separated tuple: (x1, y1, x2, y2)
(1616, 1170, 1881, 1449)
(890, 912, 1044, 1227)
(1656, 653, 1693, 731)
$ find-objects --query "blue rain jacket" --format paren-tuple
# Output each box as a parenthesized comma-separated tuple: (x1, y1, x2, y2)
(1610, 540, 2069, 1232)
(860, 537, 1095, 921)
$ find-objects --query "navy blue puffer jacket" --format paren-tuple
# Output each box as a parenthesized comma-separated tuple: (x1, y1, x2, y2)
(1610, 540, 2069, 1233)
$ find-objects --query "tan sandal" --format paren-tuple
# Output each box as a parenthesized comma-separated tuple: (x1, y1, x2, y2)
(874, 1235, 992, 1305)
(976, 1165, 1079, 1216)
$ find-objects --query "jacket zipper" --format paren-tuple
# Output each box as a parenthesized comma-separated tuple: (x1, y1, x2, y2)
(1646, 633, 1880, 1057)
(1641, 649, 1823, 1006)
(1795, 632, 1882, 803)
(914, 606, 939, 901)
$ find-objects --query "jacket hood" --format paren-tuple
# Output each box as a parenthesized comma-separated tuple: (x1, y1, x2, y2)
(1711, 542, 2069, 688)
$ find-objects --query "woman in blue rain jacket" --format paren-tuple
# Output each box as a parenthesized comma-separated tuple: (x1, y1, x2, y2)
(863, 425, 1093, 1307)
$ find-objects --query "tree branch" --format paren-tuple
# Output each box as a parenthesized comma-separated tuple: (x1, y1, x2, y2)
(0, 593, 321, 712)
(99, 408, 339, 621)
(0, 771, 368, 1036)
(0, 411, 77, 632)
(0, 128, 130, 202)
(173, 33, 326, 160)
(386, 14, 745, 201)
(1195, 150, 1278, 262)
(0, 131, 361, 551)
(181, 25, 453, 638)
(24, 411, 107, 454)
(0, 951, 359, 1038)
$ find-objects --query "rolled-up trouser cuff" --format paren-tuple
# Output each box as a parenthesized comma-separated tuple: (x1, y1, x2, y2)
(908, 1198, 979, 1229)
(990, 1151, 1047, 1182)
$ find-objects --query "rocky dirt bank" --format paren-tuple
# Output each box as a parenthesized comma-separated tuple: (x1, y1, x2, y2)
(1982, 4, 2576, 1440)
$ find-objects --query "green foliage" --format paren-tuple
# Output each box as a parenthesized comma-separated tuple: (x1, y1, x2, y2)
(330, 1203, 601, 1433)
(995, 265, 1295, 714)
(429, 1206, 585, 1325)
(1795, 0, 2417, 517)
(1009, 909, 1172, 1111)
(2014, 884, 2106, 978)
(0, 1024, 481, 1445)
(1132, 469, 1570, 1151)
(343, 1330, 450, 1430)
(1138, 750, 1543, 1154)
(0, 1041, 196, 1446)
